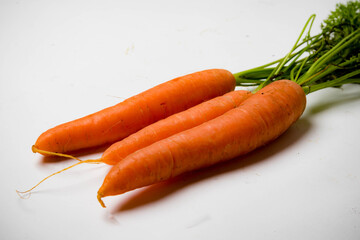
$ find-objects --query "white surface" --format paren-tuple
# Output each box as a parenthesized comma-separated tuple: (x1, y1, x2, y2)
(1, 0, 359, 239)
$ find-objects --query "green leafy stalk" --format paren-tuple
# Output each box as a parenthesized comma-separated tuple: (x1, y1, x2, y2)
(234, 1, 360, 94)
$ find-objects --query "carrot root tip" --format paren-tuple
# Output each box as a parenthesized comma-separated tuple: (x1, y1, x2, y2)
(31, 145, 37, 153)
(31, 145, 83, 162)
(16, 159, 103, 199)
(16, 190, 31, 199)
(97, 193, 106, 208)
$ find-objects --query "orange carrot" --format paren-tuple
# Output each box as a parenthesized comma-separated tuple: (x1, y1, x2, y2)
(101, 90, 252, 165)
(97, 80, 306, 207)
(34, 69, 236, 154)
(19, 90, 251, 195)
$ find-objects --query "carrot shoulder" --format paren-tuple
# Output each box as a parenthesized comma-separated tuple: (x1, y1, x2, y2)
(97, 80, 306, 204)
(34, 69, 236, 154)
(101, 90, 252, 165)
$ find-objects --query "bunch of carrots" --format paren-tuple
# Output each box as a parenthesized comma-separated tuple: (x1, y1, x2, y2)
(19, 1, 360, 208)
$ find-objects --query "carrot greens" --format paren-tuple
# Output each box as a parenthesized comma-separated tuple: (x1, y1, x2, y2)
(233, 1, 360, 93)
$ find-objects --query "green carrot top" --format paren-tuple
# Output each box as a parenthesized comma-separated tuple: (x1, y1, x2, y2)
(233, 0, 360, 94)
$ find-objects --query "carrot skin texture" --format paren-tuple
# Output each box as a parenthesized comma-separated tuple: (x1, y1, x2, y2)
(98, 80, 306, 198)
(34, 69, 236, 154)
(101, 90, 252, 165)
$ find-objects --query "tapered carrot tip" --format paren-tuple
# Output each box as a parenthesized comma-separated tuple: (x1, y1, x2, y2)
(31, 145, 37, 153)
(97, 192, 106, 208)
(16, 190, 31, 199)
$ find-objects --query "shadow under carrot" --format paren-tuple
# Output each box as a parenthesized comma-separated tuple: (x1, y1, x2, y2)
(112, 117, 311, 213)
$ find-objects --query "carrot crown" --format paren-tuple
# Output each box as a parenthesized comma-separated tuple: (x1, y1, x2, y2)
(233, 0, 360, 94)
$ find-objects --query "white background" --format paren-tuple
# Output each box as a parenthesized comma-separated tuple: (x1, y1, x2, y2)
(1, 0, 360, 239)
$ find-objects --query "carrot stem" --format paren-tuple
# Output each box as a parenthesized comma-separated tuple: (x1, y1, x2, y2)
(307, 69, 360, 93)
(252, 15, 316, 92)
